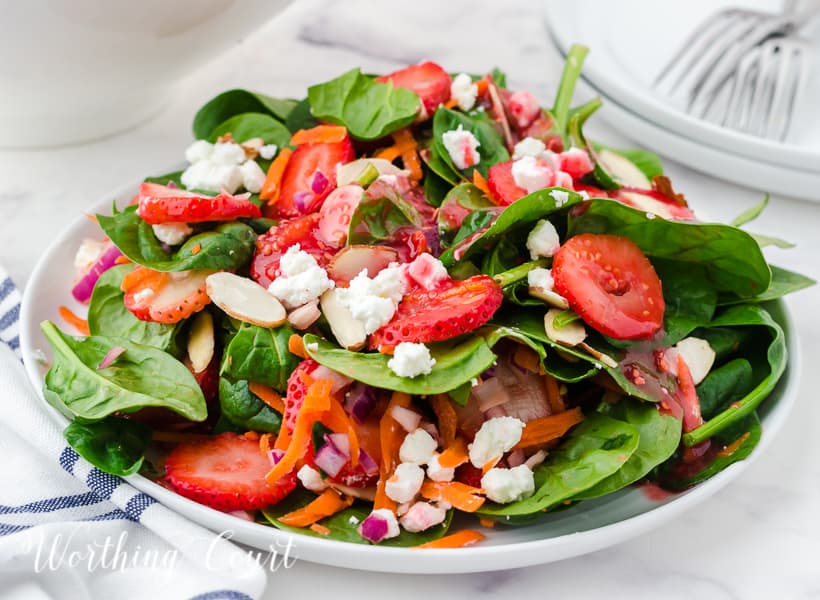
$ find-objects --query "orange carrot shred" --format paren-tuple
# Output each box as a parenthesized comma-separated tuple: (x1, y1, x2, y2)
(290, 125, 348, 146)
(258, 433, 272, 457)
(475, 79, 489, 96)
(244, 431, 260, 441)
(190, 243, 202, 255)
(114, 255, 131, 265)
(431, 395, 458, 449)
(321, 393, 361, 468)
(374, 145, 403, 162)
(278, 489, 353, 527)
(514, 407, 584, 450)
(479, 518, 496, 528)
(391, 128, 422, 181)
(482, 457, 500, 474)
(420, 481, 485, 513)
(472, 169, 492, 197)
(58, 306, 89, 336)
(437, 437, 469, 469)
(310, 523, 331, 536)
(84, 214, 99, 223)
(443, 98, 458, 109)
(374, 392, 412, 510)
(260, 147, 293, 202)
(414, 530, 485, 549)
(544, 373, 565, 413)
(513, 345, 540, 372)
(249, 382, 286, 414)
(288, 334, 308, 359)
(717, 432, 751, 457)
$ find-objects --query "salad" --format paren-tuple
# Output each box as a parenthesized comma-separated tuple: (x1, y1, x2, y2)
(41, 45, 813, 548)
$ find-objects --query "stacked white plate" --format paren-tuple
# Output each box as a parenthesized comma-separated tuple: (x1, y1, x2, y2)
(544, 0, 820, 200)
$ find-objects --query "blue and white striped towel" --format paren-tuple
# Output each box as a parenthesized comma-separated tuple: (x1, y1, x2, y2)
(0, 267, 267, 600)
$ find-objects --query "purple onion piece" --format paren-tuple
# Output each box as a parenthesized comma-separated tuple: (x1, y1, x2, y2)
(267, 448, 285, 467)
(358, 448, 379, 477)
(71, 244, 123, 303)
(344, 382, 377, 424)
(314, 442, 348, 477)
(311, 170, 329, 194)
(359, 513, 389, 543)
(293, 191, 314, 212)
(97, 346, 126, 370)
(325, 432, 351, 458)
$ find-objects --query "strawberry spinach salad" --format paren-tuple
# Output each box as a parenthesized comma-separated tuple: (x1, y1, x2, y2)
(41, 45, 812, 547)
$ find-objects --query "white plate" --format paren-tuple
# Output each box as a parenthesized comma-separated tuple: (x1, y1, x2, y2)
(545, 0, 820, 173)
(19, 180, 800, 573)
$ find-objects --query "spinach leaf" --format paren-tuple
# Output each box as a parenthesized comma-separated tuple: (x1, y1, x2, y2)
(421, 143, 461, 185)
(218, 377, 282, 433)
(98, 206, 256, 272)
(41, 321, 207, 422)
(697, 358, 755, 419)
(719, 265, 815, 305)
(437, 183, 495, 243)
(303, 334, 496, 396)
(207, 112, 291, 146)
(432, 107, 509, 179)
(307, 68, 419, 140)
(749, 232, 794, 249)
(422, 166, 452, 208)
(144, 170, 184, 187)
(63, 416, 152, 476)
(284, 98, 319, 133)
(653, 259, 718, 345)
(193, 89, 295, 139)
(87, 265, 183, 354)
(730, 195, 768, 227)
(347, 187, 421, 245)
(683, 304, 786, 446)
(573, 400, 681, 500)
(490, 67, 508, 88)
(478, 413, 639, 520)
(220, 324, 299, 393)
(568, 199, 771, 298)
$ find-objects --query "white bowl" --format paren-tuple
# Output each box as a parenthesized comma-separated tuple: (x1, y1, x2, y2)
(0, 0, 292, 148)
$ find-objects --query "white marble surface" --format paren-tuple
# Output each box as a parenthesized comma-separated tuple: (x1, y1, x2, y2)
(2, 0, 819, 597)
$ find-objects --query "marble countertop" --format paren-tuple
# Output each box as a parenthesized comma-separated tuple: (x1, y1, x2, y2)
(2, 0, 819, 597)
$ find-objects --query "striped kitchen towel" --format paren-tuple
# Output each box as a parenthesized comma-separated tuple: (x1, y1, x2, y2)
(0, 266, 266, 600)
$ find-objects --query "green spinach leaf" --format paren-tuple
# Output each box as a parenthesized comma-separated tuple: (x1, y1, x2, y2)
(697, 358, 755, 419)
(193, 89, 295, 139)
(347, 186, 421, 245)
(284, 97, 319, 132)
(719, 265, 814, 305)
(64, 416, 152, 476)
(730, 196, 768, 228)
(220, 324, 299, 393)
(432, 107, 509, 179)
(207, 112, 291, 146)
(144, 170, 184, 187)
(218, 377, 282, 433)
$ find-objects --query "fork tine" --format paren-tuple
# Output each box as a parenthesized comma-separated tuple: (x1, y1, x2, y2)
(765, 41, 804, 140)
(724, 46, 761, 130)
(747, 39, 779, 136)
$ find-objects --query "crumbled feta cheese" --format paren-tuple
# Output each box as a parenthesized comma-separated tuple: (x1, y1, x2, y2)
(481, 465, 535, 503)
(426, 453, 455, 482)
(441, 125, 481, 170)
(152, 222, 194, 246)
(512, 156, 554, 194)
(526, 219, 561, 260)
(73, 238, 107, 273)
(579, 190, 590, 200)
(406, 253, 449, 291)
(297, 464, 327, 493)
(210, 142, 247, 166)
(527, 267, 554, 291)
(646, 212, 657, 220)
(550, 189, 570, 207)
(385, 463, 425, 504)
(268, 244, 334, 309)
(335, 265, 406, 334)
(361, 509, 400, 540)
(181, 161, 243, 194)
(306, 342, 319, 353)
(399, 502, 447, 533)
(450, 73, 478, 112)
(507, 90, 542, 129)
(468, 416, 525, 468)
(259, 144, 278, 160)
(185, 140, 214, 164)
(348, 515, 360, 526)
(513, 136, 547, 160)
(388, 342, 436, 378)
(239, 159, 266, 194)
(399, 429, 438, 465)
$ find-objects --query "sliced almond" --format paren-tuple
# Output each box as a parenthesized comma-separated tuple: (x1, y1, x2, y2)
(598, 149, 651, 189)
(320, 288, 366, 350)
(205, 272, 286, 327)
(287, 300, 321, 330)
(675, 337, 716, 385)
(578, 342, 618, 369)
(528, 285, 570, 309)
(328, 245, 399, 286)
(187, 311, 214, 373)
(544, 308, 587, 347)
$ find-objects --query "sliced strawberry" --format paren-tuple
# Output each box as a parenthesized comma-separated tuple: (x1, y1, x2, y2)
(376, 61, 452, 118)
(454, 463, 484, 488)
(164, 432, 296, 511)
(121, 266, 212, 324)
(316, 184, 363, 247)
(250, 214, 335, 289)
(327, 462, 378, 488)
(552, 233, 665, 340)
(137, 182, 260, 225)
(487, 160, 527, 205)
(522, 116, 563, 152)
(556, 148, 594, 179)
(265, 137, 355, 219)
(183, 354, 220, 404)
(369, 275, 503, 349)
(284, 359, 320, 433)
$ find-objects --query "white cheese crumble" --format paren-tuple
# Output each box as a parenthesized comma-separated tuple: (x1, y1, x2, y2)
(398, 429, 438, 465)
(527, 267, 554, 291)
(387, 342, 436, 379)
(180, 161, 243, 194)
(468, 416, 525, 468)
(259, 144, 278, 160)
(335, 265, 406, 334)
(239, 160, 266, 194)
(481, 465, 535, 503)
(450, 73, 478, 112)
(185, 140, 214, 164)
(73, 238, 107, 273)
(385, 462, 425, 504)
(526, 219, 561, 260)
(406, 253, 449, 290)
(513, 136, 547, 160)
(399, 502, 447, 533)
(210, 142, 247, 165)
(511, 156, 553, 194)
(182, 139, 267, 194)
(426, 453, 455, 482)
(297, 464, 327, 493)
(151, 222, 194, 246)
(550, 189, 570, 207)
(363, 508, 400, 539)
(441, 125, 481, 170)
(268, 244, 334, 309)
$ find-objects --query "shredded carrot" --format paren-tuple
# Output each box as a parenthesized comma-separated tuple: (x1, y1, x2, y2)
(249, 382, 286, 414)
(479, 518, 496, 528)
(265, 378, 332, 484)
(258, 433, 272, 457)
(443, 98, 458, 109)
(437, 437, 469, 469)
(114, 255, 131, 265)
(513, 345, 540, 372)
(290, 125, 348, 146)
(84, 214, 99, 223)
(321, 393, 361, 468)
(310, 523, 332, 536)
(472, 169, 491, 197)
(718, 432, 751, 457)
(392, 128, 422, 180)
(482, 458, 500, 474)
(278, 488, 353, 527)
(374, 145, 403, 162)
(58, 306, 89, 336)
(414, 529, 485, 549)
(244, 431, 260, 441)
(431, 395, 458, 449)
(190, 243, 202, 255)
(544, 373, 565, 413)
(514, 407, 584, 450)
(288, 334, 308, 359)
(260, 147, 293, 202)
(274, 418, 292, 450)
(475, 78, 489, 96)
(420, 481, 485, 513)
(374, 392, 412, 510)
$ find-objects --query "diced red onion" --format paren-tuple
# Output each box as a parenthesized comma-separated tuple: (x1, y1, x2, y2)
(325, 432, 351, 458)
(507, 449, 526, 468)
(390, 405, 421, 432)
(473, 377, 510, 412)
(71, 245, 123, 303)
(359, 512, 389, 543)
(97, 346, 126, 370)
(344, 382, 377, 423)
(314, 441, 348, 477)
(166, 180, 179, 189)
(525, 449, 548, 470)
(311, 170, 329, 194)
(358, 448, 379, 477)
(312, 365, 353, 394)
(293, 191, 314, 212)
(267, 448, 285, 467)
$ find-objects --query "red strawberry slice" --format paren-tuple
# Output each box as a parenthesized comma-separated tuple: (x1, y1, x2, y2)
(284, 359, 320, 433)
(327, 463, 378, 488)
(487, 160, 527, 205)
(137, 182, 261, 224)
(454, 463, 484, 488)
(264, 136, 355, 219)
(164, 432, 296, 511)
(369, 275, 503, 349)
(250, 214, 335, 289)
(121, 266, 212, 324)
(376, 61, 452, 118)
